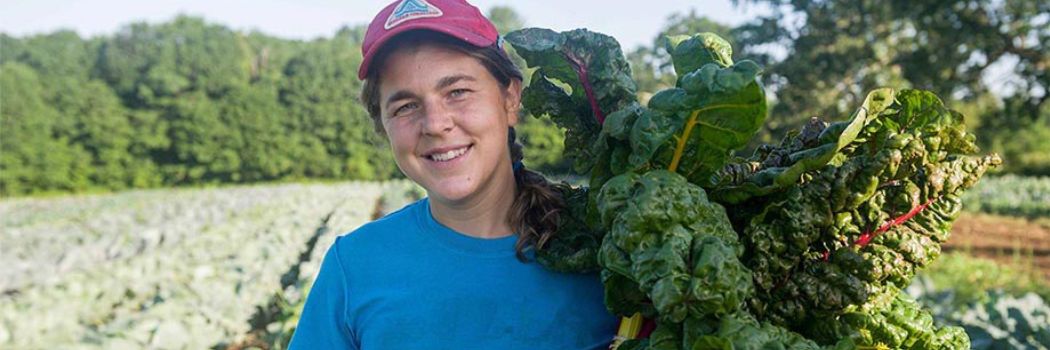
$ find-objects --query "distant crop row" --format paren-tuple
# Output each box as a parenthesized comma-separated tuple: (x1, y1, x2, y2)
(961, 175, 1050, 219)
(0, 182, 389, 349)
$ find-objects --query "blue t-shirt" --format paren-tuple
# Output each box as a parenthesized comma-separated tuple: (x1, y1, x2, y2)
(288, 198, 619, 349)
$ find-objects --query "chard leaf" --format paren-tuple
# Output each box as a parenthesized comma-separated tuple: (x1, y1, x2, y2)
(722, 88, 1000, 332)
(535, 185, 605, 272)
(710, 88, 896, 204)
(520, 70, 603, 173)
(507, 28, 637, 173)
(666, 33, 734, 76)
(648, 59, 766, 187)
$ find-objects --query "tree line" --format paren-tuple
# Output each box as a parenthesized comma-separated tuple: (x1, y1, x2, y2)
(2, 1, 1046, 197)
(2, 17, 395, 196)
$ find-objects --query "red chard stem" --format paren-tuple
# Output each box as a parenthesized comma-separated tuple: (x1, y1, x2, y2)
(564, 51, 605, 124)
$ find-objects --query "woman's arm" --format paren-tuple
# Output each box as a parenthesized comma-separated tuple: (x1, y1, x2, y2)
(288, 239, 359, 349)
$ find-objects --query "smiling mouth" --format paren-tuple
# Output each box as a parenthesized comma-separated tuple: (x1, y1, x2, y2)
(425, 145, 472, 162)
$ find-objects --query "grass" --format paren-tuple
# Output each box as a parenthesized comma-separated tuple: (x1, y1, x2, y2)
(916, 252, 1050, 305)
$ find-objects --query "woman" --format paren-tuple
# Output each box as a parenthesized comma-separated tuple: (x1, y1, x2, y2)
(287, 0, 619, 348)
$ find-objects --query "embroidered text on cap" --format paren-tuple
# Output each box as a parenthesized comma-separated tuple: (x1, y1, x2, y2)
(384, 0, 444, 29)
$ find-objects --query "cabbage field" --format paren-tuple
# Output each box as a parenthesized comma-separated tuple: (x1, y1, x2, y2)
(0, 181, 422, 349)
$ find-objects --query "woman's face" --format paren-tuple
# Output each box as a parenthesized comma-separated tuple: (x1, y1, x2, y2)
(377, 43, 521, 204)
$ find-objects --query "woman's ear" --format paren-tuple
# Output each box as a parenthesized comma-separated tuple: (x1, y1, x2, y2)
(504, 79, 523, 127)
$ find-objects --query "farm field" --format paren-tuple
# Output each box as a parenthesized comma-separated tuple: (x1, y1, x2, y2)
(946, 214, 1050, 280)
(0, 178, 1046, 349)
(0, 181, 410, 349)
(954, 175, 1050, 280)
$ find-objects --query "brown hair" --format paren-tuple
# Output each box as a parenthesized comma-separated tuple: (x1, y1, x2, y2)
(360, 30, 567, 262)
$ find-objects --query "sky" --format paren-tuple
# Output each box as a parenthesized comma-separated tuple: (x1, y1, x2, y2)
(0, 0, 770, 51)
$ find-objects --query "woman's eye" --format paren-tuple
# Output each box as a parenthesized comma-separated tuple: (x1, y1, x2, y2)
(393, 102, 418, 116)
(450, 88, 471, 98)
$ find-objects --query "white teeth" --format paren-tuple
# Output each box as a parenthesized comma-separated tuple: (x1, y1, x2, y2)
(429, 146, 468, 162)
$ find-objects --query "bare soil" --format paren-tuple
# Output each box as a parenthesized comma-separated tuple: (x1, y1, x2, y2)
(945, 213, 1050, 279)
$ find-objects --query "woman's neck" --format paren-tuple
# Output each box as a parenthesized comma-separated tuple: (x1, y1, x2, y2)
(428, 167, 518, 239)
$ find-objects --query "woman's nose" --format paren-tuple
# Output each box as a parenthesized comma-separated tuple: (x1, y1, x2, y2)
(421, 101, 455, 135)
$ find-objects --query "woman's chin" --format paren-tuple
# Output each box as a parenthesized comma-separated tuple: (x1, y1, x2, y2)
(424, 180, 476, 203)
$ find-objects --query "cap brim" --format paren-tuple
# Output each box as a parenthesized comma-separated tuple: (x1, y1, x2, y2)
(357, 22, 496, 80)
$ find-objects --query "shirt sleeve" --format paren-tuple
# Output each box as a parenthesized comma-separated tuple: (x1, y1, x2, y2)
(288, 238, 359, 349)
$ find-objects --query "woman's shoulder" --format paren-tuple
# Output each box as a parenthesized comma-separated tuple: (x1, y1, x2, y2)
(335, 198, 426, 249)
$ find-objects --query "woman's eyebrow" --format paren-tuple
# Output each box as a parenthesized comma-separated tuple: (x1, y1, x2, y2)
(435, 74, 476, 90)
(385, 90, 416, 109)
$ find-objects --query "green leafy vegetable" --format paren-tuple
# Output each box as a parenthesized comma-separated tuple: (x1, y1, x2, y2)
(506, 28, 637, 174)
(534, 185, 604, 272)
(807, 287, 970, 349)
(507, 26, 1000, 350)
(596, 170, 750, 323)
(727, 89, 1001, 331)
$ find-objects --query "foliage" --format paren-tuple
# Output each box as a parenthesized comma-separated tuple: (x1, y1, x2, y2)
(507, 27, 638, 176)
(0, 7, 565, 197)
(509, 24, 998, 348)
(373, 180, 427, 219)
(957, 292, 1050, 349)
(0, 62, 93, 194)
(809, 286, 970, 349)
(484, 7, 574, 174)
(0, 17, 393, 196)
(731, 0, 1050, 174)
(596, 170, 752, 322)
(715, 89, 999, 346)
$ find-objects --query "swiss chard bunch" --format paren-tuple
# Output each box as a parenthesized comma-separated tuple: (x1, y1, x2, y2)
(507, 29, 765, 190)
(595, 170, 823, 350)
(506, 25, 997, 350)
(508, 28, 812, 349)
(716, 89, 1000, 340)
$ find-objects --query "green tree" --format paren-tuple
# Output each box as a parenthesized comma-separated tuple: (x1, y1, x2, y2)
(49, 80, 137, 189)
(96, 15, 252, 106)
(163, 90, 238, 184)
(0, 63, 92, 195)
(220, 83, 294, 181)
(280, 27, 396, 181)
(732, 0, 1049, 173)
(5, 30, 99, 83)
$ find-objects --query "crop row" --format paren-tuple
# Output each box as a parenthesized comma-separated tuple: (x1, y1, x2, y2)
(0, 182, 385, 349)
(961, 175, 1050, 219)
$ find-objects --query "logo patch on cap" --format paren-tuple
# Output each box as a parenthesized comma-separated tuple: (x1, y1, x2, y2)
(384, 0, 444, 29)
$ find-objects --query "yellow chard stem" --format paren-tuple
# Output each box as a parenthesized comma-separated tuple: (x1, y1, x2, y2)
(667, 109, 702, 173)
(666, 103, 752, 173)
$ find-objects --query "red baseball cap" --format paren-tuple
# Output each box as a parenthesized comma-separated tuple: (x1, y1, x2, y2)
(358, 0, 501, 80)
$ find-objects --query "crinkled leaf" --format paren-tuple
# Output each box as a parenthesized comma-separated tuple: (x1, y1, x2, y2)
(506, 27, 637, 173)
(805, 287, 970, 349)
(534, 185, 605, 272)
(666, 33, 734, 77)
(596, 170, 751, 323)
(710, 88, 896, 204)
(648, 59, 766, 187)
(691, 313, 822, 350)
(723, 89, 1000, 334)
